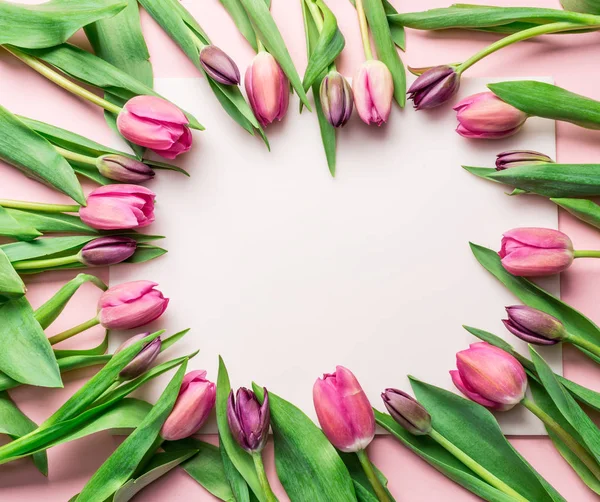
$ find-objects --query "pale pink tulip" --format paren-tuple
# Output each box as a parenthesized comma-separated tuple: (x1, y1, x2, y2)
(352, 60, 394, 126)
(245, 52, 289, 127)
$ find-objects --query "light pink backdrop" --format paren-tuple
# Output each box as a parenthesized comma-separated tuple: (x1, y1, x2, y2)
(1, 0, 600, 500)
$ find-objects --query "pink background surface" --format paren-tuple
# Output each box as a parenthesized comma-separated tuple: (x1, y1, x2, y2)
(1, 0, 600, 500)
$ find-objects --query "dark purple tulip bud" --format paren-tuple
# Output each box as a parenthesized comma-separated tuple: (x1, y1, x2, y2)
(407, 65, 460, 110)
(503, 305, 567, 345)
(115, 333, 161, 380)
(320, 70, 353, 128)
(199, 45, 241, 86)
(96, 154, 155, 183)
(79, 236, 137, 266)
(496, 150, 554, 170)
(381, 389, 431, 435)
(227, 387, 270, 453)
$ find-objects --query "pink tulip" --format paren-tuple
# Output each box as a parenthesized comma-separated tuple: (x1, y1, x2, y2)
(79, 185, 155, 231)
(97, 280, 169, 329)
(313, 366, 375, 452)
(499, 228, 574, 277)
(450, 342, 527, 411)
(116, 95, 192, 159)
(454, 92, 528, 139)
(160, 370, 216, 441)
(245, 52, 289, 127)
(352, 60, 394, 126)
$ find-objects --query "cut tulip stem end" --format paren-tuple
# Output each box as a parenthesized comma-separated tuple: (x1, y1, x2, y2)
(356, 449, 392, 502)
(252, 451, 278, 502)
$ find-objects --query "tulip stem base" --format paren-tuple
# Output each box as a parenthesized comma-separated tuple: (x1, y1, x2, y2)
(13, 254, 81, 272)
(48, 317, 100, 345)
(567, 333, 600, 360)
(356, 449, 392, 502)
(429, 428, 528, 502)
(252, 452, 278, 502)
(574, 250, 600, 259)
(0, 199, 80, 213)
(522, 397, 600, 481)
(54, 146, 98, 166)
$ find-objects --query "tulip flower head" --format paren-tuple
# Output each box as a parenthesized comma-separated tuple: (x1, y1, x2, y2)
(160, 370, 216, 441)
(199, 45, 241, 86)
(96, 155, 155, 183)
(320, 70, 353, 128)
(80, 236, 137, 267)
(79, 185, 156, 231)
(504, 305, 567, 345)
(499, 228, 574, 277)
(407, 65, 460, 110)
(117, 95, 192, 159)
(115, 333, 161, 380)
(451, 342, 527, 411)
(313, 366, 375, 452)
(227, 387, 270, 453)
(454, 92, 528, 139)
(381, 388, 431, 435)
(495, 150, 553, 171)
(245, 52, 289, 127)
(97, 280, 169, 330)
(353, 60, 394, 126)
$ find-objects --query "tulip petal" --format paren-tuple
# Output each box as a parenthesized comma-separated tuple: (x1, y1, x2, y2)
(502, 228, 573, 251)
(124, 95, 188, 125)
(450, 370, 509, 410)
(500, 248, 573, 277)
(502, 319, 558, 345)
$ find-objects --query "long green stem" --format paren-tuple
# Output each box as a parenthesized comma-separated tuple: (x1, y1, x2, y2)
(13, 254, 81, 271)
(356, 449, 391, 502)
(355, 0, 373, 60)
(54, 146, 98, 166)
(0, 199, 80, 213)
(48, 317, 100, 345)
(567, 333, 600, 360)
(522, 397, 600, 480)
(4, 46, 122, 114)
(574, 250, 600, 258)
(306, 0, 324, 32)
(429, 429, 527, 501)
(457, 22, 600, 74)
(252, 452, 278, 502)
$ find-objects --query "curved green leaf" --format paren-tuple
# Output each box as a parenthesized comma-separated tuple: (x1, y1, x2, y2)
(2, 236, 94, 262)
(0, 249, 25, 300)
(253, 385, 357, 502)
(0, 206, 41, 241)
(5, 207, 97, 235)
(0, 0, 126, 49)
(551, 198, 600, 231)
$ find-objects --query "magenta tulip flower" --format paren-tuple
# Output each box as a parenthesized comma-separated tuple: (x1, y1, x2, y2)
(160, 370, 216, 441)
(227, 387, 270, 453)
(80, 236, 137, 267)
(454, 92, 528, 139)
(245, 52, 289, 127)
(117, 95, 192, 159)
(97, 280, 169, 330)
(313, 365, 375, 452)
(451, 342, 527, 411)
(407, 65, 460, 110)
(96, 155, 155, 183)
(115, 333, 161, 380)
(353, 60, 394, 126)
(199, 45, 241, 86)
(79, 185, 155, 231)
(499, 227, 574, 277)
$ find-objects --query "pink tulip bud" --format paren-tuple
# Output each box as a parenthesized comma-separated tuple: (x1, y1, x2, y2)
(96, 154, 155, 183)
(499, 227, 574, 277)
(160, 370, 216, 441)
(115, 333, 161, 380)
(313, 366, 375, 452)
(504, 305, 567, 345)
(199, 45, 241, 86)
(407, 65, 460, 110)
(116, 95, 192, 159)
(495, 150, 553, 171)
(80, 236, 137, 266)
(79, 185, 155, 231)
(352, 60, 394, 126)
(97, 280, 169, 329)
(453, 92, 528, 139)
(451, 342, 527, 411)
(245, 52, 289, 127)
(320, 70, 353, 128)
(227, 387, 270, 453)
(381, 388, 431, 435)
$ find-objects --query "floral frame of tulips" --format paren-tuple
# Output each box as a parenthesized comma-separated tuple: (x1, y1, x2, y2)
(2, 0, 600, 501)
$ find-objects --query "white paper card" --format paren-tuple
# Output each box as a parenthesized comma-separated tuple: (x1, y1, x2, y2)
(112, 76, 558, 435)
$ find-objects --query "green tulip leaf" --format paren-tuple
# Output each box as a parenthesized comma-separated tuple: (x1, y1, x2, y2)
(2, 236, 93, 262)
(216, 357, 265, 501)
(54, 332, 109, 359)
(4, 207, 97, 235)
(218, 0, 261, 51)
(348, 0, 405, 51)
(0, 206, 41, 241)
(0, 104, 85, 204)
(489, 81, 600, 130)
(0, 392, 48, 476)
(252, 385, 357, 502)
(0, 297, 62, 388)
(221, 435, 252, 502)
(0, 249, 26, 300)
(340, 453, 393, 502)
(561, 0, 600, 15)
(551, 198, 600, 232)
(163, 438, 236, 502)
(239, 0, 311, 109)
(409, 378, 565, 502)
(363, 0, 406, 107)
(0, 0, 127, 49)
(76, 363, 187, 502)
(464, 164, 600, 198)
(125, 244, 168, 263)
(16, 43, 203, 130)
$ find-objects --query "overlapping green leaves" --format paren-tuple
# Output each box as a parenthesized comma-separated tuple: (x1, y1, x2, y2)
(0, 249, 25, 300)
(218, 0, 270, 51)
(552, 198, 600, 231)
